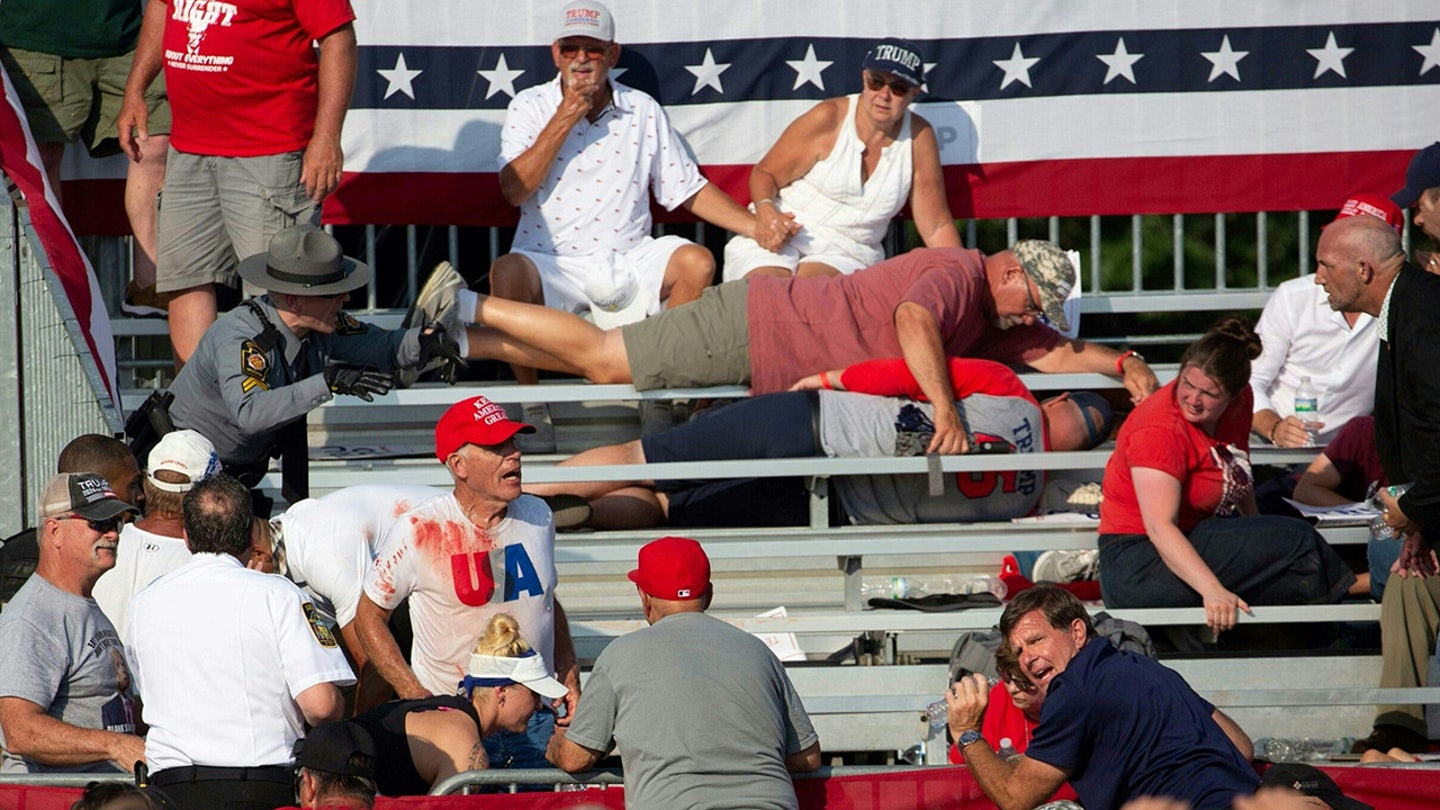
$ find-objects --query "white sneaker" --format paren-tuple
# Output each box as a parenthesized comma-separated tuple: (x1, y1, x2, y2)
(516, 402, 557, 454)
(1031, 549, 1100, 584)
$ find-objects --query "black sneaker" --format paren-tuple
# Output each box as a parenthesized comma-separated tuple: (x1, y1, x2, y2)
(1349, 723, 1429, 754)
(541, 494, 591, 532)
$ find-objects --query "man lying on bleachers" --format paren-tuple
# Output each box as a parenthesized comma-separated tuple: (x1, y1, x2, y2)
(523, 357, 1111, 528)
(443, 239, 1157, 456)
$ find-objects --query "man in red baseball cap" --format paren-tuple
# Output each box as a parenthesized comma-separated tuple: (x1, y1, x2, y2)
(1250, 193, 1401, 449)
(352, 395, 580, 775)
(548, 536, 820, 810)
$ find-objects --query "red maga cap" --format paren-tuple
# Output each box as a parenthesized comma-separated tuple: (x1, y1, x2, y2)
(1331, 193, 1404, 233)
(433, 395, 535, 461)
(628, 536, 711, 600)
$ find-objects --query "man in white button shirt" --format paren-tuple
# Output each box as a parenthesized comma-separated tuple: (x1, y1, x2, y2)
(478, 0, 765, 447)
(126, 474, 352, 810)
(1250, 194, 1401, 448)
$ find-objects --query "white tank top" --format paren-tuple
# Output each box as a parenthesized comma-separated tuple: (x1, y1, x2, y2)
(778, 93, 914, 265)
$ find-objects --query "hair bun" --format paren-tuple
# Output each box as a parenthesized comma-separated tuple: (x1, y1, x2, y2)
(1208, 315, 1262, 360)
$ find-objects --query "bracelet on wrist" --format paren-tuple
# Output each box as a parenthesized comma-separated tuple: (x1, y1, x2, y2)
(754, 198, 775, 209)
(820, 373, 833, 390)
(1115, 349, 1143, 375)
(1268, 422, 1279, 444)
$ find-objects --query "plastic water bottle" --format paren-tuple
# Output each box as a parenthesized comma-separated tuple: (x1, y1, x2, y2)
(861, 575, 1007, 600)
(1293, 376, 1319, 447)
(998, 737, 1018, 760)
(924, 676, 1002, 730)
(1256, 736, 1348, 762)
(924, 699, 950, 730)
(1369, 483, 1414, 541)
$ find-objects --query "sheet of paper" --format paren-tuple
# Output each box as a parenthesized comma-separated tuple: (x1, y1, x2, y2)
(753, 607, 806, 662)
(1282, 497, 1379, 526)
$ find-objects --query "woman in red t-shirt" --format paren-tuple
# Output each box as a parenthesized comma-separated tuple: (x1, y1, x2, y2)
(1097, 317, 1363, 634)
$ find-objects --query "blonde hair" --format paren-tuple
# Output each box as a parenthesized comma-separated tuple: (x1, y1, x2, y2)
(472, 613, 532, 658)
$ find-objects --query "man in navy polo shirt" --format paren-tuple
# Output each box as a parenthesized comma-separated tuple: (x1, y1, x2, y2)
(946, 585, 1258, 809)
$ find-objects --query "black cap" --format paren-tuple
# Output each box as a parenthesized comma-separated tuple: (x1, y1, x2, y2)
(294, 722, 376, 779)
(1259, 763, 1373, 810)
(1393, 142, 1440, 209)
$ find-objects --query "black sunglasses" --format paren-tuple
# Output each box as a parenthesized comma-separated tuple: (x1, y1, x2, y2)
(864, 71, 916, 95)
(61, 514, 127, 534)
(558, 42, 608, 58)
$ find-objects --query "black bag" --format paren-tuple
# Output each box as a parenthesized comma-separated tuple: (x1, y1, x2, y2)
(946, 610, 1156, 685)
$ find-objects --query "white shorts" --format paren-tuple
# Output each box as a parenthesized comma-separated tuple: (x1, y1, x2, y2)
(515, 235, 695, 319)
(722, 228, 880, 282)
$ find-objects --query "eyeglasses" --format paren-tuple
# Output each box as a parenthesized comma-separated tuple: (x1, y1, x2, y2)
(864, 72, 916, 96)
(60, 514, 127, 534)
(558, 42, 608, 58)
(1022, 281, 1045, 319)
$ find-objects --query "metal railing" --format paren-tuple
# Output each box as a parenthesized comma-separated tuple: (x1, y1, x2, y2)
(0, 189, 125, 538)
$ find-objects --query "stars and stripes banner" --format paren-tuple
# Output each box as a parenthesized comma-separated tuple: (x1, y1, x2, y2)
(61, 1, 1440, 232)
(0, 63, 122, 412)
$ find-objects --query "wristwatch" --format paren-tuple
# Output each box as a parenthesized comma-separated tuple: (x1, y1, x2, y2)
(958, 729, 985, 749)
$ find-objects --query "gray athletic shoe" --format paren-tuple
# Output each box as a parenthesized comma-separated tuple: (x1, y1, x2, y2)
(515, 402, 557, 454)
(397, 261, 467, 387)
(1031, 549, 1100, 584)
(403, 260, 465, 330)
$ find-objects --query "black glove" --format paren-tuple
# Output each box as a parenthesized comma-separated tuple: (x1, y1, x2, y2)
(323, 366, 393, 402)
(416, 323, 466, 384)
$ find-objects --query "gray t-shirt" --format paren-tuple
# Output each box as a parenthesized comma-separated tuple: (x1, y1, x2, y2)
(819, 389, 1045, 523)
(0, 576, 136, 773)
(566, 611, 817, 810)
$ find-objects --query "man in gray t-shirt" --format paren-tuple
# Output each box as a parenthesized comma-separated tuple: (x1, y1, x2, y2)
(548, 538, 820, 809)
(0, 473, 144, 774)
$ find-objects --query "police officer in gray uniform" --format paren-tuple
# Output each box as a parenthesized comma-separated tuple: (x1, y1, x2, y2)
(167, 226, 460, 503)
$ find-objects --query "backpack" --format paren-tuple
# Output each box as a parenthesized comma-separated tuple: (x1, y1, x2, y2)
(946, 611, 1156, 685)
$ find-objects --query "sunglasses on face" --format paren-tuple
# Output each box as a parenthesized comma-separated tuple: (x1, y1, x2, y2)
(61, 514, 126, 534)
(558, 42, 608, 58)
(864, 72, 916, 96)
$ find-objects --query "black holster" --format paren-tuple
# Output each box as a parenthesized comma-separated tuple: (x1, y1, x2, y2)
(125, 391, 175, 467)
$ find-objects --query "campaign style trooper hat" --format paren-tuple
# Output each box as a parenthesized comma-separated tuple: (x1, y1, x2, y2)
(238, 226, 372, 297)
(1012, 240, 1076, 332)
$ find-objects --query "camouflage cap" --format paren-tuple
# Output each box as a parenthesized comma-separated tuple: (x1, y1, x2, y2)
(1012, 240, 1075, 331)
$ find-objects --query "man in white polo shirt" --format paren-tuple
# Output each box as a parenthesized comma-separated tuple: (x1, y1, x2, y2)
(94, 429, 220, 639)
(355, 395, 577, 772)
(126, 474, 352, 809)
(472, 0, 765, 448)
